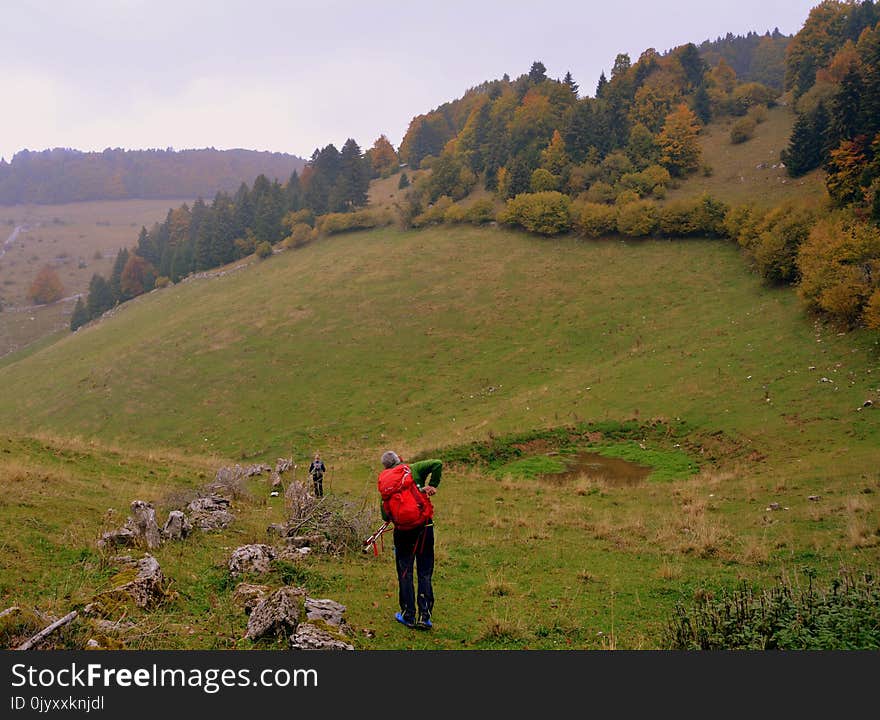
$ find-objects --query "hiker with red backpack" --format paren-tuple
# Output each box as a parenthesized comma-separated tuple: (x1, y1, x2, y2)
(377, 450, 442, 630)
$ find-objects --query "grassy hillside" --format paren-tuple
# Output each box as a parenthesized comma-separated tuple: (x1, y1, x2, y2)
(1, 224, 878, 649)
(666, 102, 827, 206)
(0, 199, 192, 357)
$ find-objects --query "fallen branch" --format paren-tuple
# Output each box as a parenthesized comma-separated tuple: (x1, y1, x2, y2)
(16, 610, 78, 651)
(0, 606, 20, 620)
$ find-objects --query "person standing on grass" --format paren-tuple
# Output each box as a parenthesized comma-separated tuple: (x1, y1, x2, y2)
(377, 451, 442, 630)
(309, 452, 326, 497)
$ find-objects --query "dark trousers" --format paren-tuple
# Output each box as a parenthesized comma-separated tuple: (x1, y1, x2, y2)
(312, 474, 323, 497)
(394, 523, 434, 624)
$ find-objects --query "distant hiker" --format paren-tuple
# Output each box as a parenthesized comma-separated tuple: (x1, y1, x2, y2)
(309, 453, 326, 498)
(377, 450, 442, 630)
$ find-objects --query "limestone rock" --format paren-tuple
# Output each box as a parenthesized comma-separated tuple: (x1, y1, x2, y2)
(162, 510, 191, 540)
(229, 544, 276, 576)
(187, 495, 234, 531)
(245, 587, 306, 641)
(128, 501, 162, 550)
(102, 555, 167, 609)
(305, 598, 351, 634)
(289, 623, 354, 650)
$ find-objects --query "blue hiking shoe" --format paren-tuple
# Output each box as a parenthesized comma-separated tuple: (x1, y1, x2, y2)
(395, 612, 415, 628)
(415, 616, 433, 630)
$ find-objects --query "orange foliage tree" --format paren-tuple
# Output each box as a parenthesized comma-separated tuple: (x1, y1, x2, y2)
(28, 265, 64, 305)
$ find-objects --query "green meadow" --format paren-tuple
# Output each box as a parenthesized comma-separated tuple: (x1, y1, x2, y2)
(0, 224, 878, 649)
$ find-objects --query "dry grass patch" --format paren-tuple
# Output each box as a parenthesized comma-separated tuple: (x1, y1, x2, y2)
(655, 560, 683, 580)
(485, 572, 514, 597)
(739, 534, 771, 565)
(476, 614, 529, 643)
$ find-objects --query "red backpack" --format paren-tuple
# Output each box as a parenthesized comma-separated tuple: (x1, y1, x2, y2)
(378, 464, 434, 531)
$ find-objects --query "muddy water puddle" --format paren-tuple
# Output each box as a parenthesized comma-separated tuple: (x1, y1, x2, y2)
(544, 451, 652, 486)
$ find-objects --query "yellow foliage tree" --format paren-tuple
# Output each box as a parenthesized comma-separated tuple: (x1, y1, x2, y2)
(797, 215, 880, 329)
(657, 104, 702, 177)
(370, 135, 399, 176)
(540, 130, 569, 175)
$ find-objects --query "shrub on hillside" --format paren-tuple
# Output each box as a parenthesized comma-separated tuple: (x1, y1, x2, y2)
(797, 214, 880, 329)
(616, 200, 659, 237)
(730, 116, 757, 144)
(283, 208, 315, 229)
(444, 198, 497, 225)
(572, 201, 618, 238)
(255, 241, 273, 259)
(283, 222, 315, 249)
(500, 191, 572, 235)
(412, 196, 454, 227)
(618, 165, 672, 198)
(663, 568, 880, 650)
(659, 196, 729, 238)
(732, 82, 778, 114)
(316, 208, 393, 236)
(751, 204, 817, 285)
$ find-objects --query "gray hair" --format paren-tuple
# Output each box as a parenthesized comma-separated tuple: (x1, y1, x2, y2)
(380, 451, 400, 469)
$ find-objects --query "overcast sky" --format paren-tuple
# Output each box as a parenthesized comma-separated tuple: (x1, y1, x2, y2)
(0, 0, 819, 162)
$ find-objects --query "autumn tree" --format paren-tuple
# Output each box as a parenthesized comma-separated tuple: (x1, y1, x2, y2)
(28, 265, 64, 305)
(369, 135, 399, 177)
(657, 104, 702, 177)
(825, 136, 869, 206)
(539, 130, 569, 175)
(797, 213, 880, 328)
(120, 254, 156, 299)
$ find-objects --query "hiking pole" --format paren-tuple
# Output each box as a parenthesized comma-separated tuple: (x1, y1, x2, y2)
(362, 521, 391, 556)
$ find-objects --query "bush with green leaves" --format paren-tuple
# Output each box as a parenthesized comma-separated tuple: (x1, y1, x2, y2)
(730, 116, 757, 144)
(663, 568, 880, 650)
(255, 241, 273, 259)
(412, 196, 454, 227)
(444, 198, 497, 225)
(616, 200, 659, 237)
(316, 208, 393, 236)
(500, 191, 572, 235)
(571, 200, 618, 238)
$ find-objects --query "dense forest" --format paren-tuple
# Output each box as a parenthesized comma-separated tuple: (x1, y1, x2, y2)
(73, 2, 880, 335)
(0, 147, 305, 205)
(697, 29, 791, 90)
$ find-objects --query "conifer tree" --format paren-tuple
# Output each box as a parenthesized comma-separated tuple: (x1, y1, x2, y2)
(69, 296, 89, 331)
(108, 247, 129, 303)
(86, 274, 114, 319)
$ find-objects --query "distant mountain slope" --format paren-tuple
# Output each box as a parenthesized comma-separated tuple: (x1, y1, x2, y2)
(0, 147, 306, 205)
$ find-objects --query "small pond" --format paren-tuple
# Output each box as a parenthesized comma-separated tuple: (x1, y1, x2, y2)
(545, 451, 652, 486)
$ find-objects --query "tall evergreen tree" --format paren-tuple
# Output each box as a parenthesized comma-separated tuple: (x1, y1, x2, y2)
(529, 61, 548, 84)
(86, 274, 114, 319)
(563, 71, 579, 97)
(69, 296, 89, 331)
(596, 71, 609, 98)
(108, 247, 129, 304)
(828, 65, 866, 147)
(782, 104, 829, 176)
(331, 138, 370, 210)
